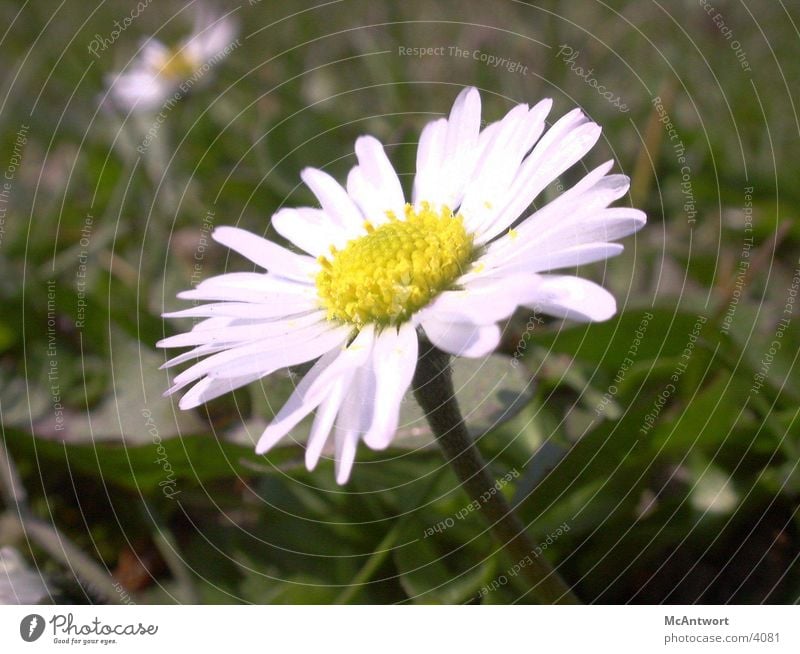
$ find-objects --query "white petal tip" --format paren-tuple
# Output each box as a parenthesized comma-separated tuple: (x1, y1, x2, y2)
(304, 451, 319, 471)
(363, 435, 391, 451)
(177, 397, 200, 411)
(584, 296, 617, 322)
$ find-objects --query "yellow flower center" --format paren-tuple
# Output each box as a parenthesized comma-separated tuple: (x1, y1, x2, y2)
(157, 48, 196, 80)
(316, 203, 475, 327)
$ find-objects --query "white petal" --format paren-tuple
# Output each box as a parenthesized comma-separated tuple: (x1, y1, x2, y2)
(441, 87, 482, 209)
(487, 242, 624, 275)
(254, 347, 343, 455)
(178, 372, 264, 410)
(412, 117, 447, 205)
(140, 40, 170, 69)
(485, 175, 647, 267)
(168, 322, 348, 392)
(212, 226, 318, 281)
(444, 86, 482, 163)
(305, 375, 349, 470)
(156, 311, 326, 348)
(254, 325, 375, 455)
(525, 275, 617, 322)
(421, 318, 501, 358)
(363, 323, 418, 450)
(271, 207, 348, 256)
(300, 167, 364, 232)
(186, 15, 237, 63)
(304, 325, 376, 400)
(160, 343, 231, 369)
(426, 273, 542, 325)
(175, 286, 313, 304)
(346, 167, 394, 227)
(207, 327, 349, 380)
(163, 299, 315, 320)
(413, 87, 482, 210)
(508, 208, 646, 258)
(460, 99, 552, 232)
(109, 71, 171, 111)
(477, 110, 601, 242)
(190, 271, 298, 293)
(348, 135, 405, 219)
(333, 364, 375, 484)
(507, 176, 635, 248)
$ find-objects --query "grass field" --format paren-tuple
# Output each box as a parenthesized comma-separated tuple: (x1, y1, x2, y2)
(0, 0, 798, 604)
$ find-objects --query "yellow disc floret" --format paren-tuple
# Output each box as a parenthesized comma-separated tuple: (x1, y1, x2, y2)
(157, 48, 196, 80)
(316, 202, 475, 327)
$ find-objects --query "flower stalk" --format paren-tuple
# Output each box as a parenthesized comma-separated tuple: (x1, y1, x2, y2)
(411, 341, 580, 605)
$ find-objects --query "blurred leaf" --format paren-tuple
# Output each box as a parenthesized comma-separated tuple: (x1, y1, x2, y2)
(533, 309, 705, 371)
(647, 369, 750, 454)
(4, 424, 301, 493)
(393, 522, 491, 604)
(396, 353, 535, 447)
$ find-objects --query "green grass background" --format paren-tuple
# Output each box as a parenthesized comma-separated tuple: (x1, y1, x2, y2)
(0, 0, 798, 603)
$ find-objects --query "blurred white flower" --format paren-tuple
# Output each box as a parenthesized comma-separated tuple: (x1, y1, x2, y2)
(0, 547, 48, 605)
(159, 87, 645, 483)
(107, 9, 237, 112)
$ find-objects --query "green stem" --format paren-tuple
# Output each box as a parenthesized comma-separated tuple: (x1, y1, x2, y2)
(411, 342, 580, 605)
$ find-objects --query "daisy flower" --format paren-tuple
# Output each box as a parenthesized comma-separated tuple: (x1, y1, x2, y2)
(158, 87, 645, 484)
(107, 9, 237, 112)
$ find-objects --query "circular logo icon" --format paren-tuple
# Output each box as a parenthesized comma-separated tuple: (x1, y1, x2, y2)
(20, 614, 45, 642)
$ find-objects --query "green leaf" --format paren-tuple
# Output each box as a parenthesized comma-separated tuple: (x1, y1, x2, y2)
(395, 353, 536, 448)
(647, 369, 750, 454)
(532, 308, 707, 371)
(393, 521, 492, 604)
(4, 424, 302, 493)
